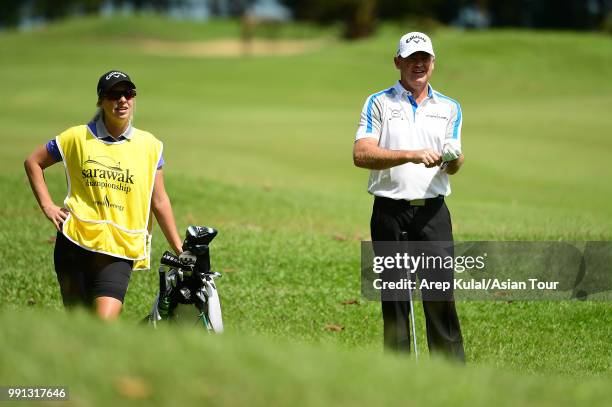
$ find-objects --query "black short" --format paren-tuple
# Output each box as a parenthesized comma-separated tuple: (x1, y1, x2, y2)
(53, 232, 133, 307)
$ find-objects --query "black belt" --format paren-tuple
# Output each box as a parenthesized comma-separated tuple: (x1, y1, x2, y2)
(375, 195, 444, 207)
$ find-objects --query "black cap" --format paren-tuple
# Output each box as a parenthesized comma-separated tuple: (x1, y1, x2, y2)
(97, 70, 136, 97)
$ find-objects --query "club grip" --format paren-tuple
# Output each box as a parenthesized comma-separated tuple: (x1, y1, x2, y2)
(160, 251, 182, 268)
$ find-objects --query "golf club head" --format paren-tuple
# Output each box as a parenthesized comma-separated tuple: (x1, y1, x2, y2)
(184, 226, 217, 253)
(178, 251, 197, 266)
(179, 287, 191, 302)
(160, 251, 183, 269)
(167, 273, 177, 288)
(195, 288, 207, 304)
(185, 244, 210, 256)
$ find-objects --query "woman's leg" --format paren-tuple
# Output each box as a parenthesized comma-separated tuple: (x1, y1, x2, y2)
(90, 253, 133, 321)
(94, 296, 123, 320)
(54, 233, 133, 319)
(53, 232, 90, 308)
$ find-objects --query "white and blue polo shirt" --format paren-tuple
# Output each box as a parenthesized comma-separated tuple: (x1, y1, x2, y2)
(355, 81, 462, 201)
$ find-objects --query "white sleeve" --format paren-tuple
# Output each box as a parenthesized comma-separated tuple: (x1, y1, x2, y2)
(355, 94, 383, 142)
(445, 101, 462, 149)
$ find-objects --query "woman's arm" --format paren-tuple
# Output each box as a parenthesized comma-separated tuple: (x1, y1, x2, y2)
(151, 169, 183, 254)
(24, 145, 67, 231)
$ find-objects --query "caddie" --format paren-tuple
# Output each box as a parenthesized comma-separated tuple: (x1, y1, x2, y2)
(24, 70, 183, 320)
(353, 32, 465, 361)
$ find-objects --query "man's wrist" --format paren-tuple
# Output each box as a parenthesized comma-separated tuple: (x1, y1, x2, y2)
(444, 155, 464, 174)
(404, 151, 415, 164)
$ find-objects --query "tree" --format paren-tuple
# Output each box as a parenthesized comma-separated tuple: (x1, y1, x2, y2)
(0, 0, 21, 28)
(282, 0, 378, 39)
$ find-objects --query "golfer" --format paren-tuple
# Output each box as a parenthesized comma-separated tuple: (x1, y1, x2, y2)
(24, 70, 183, 320)
(353, 32, 465, 361)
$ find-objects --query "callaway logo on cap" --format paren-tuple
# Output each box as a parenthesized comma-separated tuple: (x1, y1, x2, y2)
(397, 32, 435, 58)
(97, 70, 136, 96)
(105, 71, 128, 80)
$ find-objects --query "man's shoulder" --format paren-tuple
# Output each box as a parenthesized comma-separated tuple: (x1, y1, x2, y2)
(365, 86, 397, 109)
(432, 90, 461, 109)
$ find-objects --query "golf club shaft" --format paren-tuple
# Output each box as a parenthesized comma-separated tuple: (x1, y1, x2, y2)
(408, 272, 418, 361)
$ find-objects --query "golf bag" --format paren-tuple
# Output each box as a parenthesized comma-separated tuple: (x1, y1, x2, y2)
(146, 226, 223, 333)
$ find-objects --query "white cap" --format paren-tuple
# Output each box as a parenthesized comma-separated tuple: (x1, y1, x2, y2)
(396, 32, 435, 58)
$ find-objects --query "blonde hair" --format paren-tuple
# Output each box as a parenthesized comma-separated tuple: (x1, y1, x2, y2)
(90, 107, 103, 123)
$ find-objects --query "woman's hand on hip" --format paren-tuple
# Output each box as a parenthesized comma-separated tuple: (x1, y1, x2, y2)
(43, 204, 69, 231)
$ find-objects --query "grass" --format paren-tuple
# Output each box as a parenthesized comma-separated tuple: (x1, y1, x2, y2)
(0, 15, 611, 405)
(2, 310, 611, 406)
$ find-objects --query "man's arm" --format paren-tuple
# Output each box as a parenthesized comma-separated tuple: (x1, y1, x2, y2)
(353, 138, 441, 170)
(440, 97, 464, 175)
(443, 154, 464, 175)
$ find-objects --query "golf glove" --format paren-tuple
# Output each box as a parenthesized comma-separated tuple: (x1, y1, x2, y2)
(442, 140, 462, 162)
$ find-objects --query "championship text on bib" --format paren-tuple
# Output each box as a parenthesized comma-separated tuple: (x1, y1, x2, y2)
(56, 125, 163, 270)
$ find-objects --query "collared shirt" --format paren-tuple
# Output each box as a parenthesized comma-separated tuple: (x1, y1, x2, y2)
(46, 117, 164, 168)
(94, 116, 133, 141)
(355, 81, 462, 200)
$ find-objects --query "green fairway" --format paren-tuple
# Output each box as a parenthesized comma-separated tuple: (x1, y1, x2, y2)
(0, 15, 611, 404)
(1, 310, 611, 406)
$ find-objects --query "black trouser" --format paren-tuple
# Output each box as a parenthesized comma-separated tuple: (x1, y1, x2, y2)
(54, 232, 133, 307)
(370, 196, 465, 362)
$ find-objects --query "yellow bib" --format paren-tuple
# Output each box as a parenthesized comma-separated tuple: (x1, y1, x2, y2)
(57, 125, 163, 270)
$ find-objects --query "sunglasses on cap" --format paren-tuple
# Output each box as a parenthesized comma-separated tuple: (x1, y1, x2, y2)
(103, 88, 137, 101)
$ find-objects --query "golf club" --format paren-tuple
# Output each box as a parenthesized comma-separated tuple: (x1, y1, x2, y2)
(146, 225, 223, 333)
(400, 231, 419, 361)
